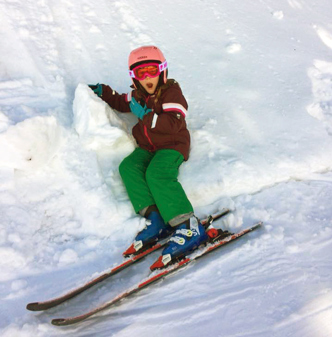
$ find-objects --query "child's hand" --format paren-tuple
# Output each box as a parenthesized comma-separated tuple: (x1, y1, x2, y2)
(88, 83, 103, 97)
(129, 97, 152, 119)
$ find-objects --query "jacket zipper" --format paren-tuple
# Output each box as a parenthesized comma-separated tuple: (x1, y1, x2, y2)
(144, 125, 157, 151)
(142, 96, 157, 151)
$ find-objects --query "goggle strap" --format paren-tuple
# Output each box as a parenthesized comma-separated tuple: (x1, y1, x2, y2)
(129, 70, 135, 78)
(158, 60, 168, 72)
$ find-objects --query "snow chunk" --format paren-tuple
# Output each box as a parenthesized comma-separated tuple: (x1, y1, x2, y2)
(272, 11, 284, 20)
(57, 249, 79, 266)
(307, 59, 332, 133)
(226, 41, 242, 54)
(314, 25, 332, 50)
(73, 83, 135, 153)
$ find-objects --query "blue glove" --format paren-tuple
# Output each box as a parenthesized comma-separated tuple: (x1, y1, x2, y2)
(129, 97, 152, 119)
(88, 83, 103, 97)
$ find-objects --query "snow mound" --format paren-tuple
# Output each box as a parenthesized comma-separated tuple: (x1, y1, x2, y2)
(0, 115, 62, 171)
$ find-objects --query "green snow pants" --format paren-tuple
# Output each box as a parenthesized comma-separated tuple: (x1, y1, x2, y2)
(119, 148, 193, 225)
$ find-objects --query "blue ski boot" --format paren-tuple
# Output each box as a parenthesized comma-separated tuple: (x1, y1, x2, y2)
(150, 216, 209, 270)
(123, 211, 174, 256)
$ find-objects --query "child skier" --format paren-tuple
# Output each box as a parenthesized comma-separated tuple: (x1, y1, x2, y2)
(89, 45, 208, 269)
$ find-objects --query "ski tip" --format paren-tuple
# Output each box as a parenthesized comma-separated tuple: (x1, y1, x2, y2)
(51, 318, 67, 326)
(249, 221, 263, 231)
(26, 302, 41, 311)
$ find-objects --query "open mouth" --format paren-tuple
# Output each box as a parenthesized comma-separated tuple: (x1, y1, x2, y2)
(146, 83, 153, 89)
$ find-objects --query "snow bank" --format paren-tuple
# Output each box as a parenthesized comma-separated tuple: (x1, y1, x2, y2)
(0, 83, 140, 286)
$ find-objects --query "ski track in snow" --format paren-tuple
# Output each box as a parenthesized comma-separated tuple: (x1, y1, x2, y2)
(1, 0, 332, 336)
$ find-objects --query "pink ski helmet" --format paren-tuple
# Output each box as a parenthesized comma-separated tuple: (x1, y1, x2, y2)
(128, 45, 168, 86)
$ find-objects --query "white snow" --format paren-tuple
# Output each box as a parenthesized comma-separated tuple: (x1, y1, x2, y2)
(1, 0, 332, 336)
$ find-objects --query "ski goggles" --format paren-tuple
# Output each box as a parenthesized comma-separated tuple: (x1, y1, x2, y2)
(129, 61, 168, 80)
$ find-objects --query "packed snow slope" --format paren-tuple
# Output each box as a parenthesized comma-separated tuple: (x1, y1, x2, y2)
(1, 0, 332, 336)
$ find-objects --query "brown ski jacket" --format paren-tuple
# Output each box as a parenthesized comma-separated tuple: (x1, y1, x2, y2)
(100, 81, 190, 160)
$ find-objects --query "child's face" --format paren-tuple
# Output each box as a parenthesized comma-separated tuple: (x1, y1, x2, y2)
(139, 75, 159, 95)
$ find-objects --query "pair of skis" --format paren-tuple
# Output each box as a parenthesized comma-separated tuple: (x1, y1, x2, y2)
(26, 209, 262, 326)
